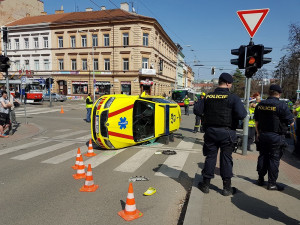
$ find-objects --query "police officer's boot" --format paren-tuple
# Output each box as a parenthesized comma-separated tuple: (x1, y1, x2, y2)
(198, 177, 210, 194)
(193, 127, 198, 133)
(256, 176, 265, 186)
(222, 179, 236, 196)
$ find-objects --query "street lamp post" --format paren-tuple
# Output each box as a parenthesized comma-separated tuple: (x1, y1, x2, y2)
(297, 59, 300, 100)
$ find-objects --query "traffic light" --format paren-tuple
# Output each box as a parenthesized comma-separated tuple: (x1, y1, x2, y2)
(251, 45, 272, 68)
(45, 78, 49, 89)
(244, 45, 258, 78)
(231, 45, 246, 69)
(2, 27, 8, 43)
(0, 55, 11, 72)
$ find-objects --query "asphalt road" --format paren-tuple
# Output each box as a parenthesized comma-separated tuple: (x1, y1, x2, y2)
(0, 101, 202, 225)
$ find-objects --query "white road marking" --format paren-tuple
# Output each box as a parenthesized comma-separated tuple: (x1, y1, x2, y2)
(41, 145, 88, 164)
(84, 149, 127, 168)
(176, 138, 195, 149)
(155, 151, 189, 178)
(11, 142, 75, 160)
(114, 148, 155, 173)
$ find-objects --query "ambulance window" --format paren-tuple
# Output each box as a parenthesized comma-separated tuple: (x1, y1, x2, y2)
(133, 100, 155, 142)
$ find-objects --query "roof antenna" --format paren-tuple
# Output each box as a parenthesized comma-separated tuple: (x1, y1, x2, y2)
(130, 2, 136, 13)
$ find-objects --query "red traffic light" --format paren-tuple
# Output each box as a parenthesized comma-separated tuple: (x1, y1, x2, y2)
(248, 57, 255, 65)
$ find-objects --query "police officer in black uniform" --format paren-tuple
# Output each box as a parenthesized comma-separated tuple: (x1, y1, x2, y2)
(198, 73, 247, 196)
(255, 85, 294, 191)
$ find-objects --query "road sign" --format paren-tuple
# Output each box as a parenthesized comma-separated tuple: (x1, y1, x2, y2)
(21, 76, 26, 83)
(297, 90, 300, 93)
(237, 8, 269, 38)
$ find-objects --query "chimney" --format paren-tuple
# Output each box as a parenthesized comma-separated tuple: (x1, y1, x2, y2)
(26, 13, 30, 17)
(55, 5, 64, 14)
(120, 2, 129, 12)
(86, 8, 93, 12)
(101, 6, 106, 10)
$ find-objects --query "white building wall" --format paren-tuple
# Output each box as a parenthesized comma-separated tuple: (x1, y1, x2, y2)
(5, 24, 52, 78)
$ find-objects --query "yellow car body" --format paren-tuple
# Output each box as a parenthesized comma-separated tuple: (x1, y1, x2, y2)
(91, 93, 181, 149)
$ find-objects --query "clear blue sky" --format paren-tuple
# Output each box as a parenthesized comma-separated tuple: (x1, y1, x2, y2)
(44, 0, 300, 80)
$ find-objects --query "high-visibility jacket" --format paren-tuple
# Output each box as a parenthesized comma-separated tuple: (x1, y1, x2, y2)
(248, 107, 255, 127)
(184, 98, 190, 105)
(86, 96, 93, 108)
(296, 106, 300, 118)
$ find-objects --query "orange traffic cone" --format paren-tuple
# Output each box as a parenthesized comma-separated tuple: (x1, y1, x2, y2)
(60, 106, 64, 114)
(72, 148, 86, 170)
(84, 139, 97, 157)
(80, 164, 99, 192)
(73, 155, 86, 180)
(118, 183, 143, 221)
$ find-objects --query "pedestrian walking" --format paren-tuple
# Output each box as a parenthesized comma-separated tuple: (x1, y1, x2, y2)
(193, 92, 205, 133)
(85, 93, 93, 123)
(255, 85, 294, 191)
(9, 93, 21, 124)
(183, 95, 190, 115)
(0, 91, 12, 137)
(197, 73, 247, 196)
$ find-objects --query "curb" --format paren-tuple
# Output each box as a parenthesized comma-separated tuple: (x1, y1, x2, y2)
(183, 169, 204, 225)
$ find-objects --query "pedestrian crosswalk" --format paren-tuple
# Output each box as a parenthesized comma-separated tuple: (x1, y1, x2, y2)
(14, 103, 85, 117)
(0, 130, 203, 179)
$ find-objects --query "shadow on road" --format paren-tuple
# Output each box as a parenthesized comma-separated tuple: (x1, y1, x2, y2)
(231, 189, 300, 225)
(236, 175, 300, 201)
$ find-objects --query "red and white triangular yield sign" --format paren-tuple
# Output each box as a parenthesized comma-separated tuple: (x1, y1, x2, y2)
(237, 8, 269, 38)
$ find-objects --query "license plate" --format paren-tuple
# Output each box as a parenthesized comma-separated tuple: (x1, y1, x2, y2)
(26, 100, 34, 103)
(95, 115, 99, 134)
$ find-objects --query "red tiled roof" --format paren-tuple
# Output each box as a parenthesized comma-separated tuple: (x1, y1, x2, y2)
(6, 9, 153, 27)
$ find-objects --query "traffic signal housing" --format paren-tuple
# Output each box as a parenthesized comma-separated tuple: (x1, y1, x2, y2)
(231, 45, 246, 69)
(45, 78, 54, 89)
(0, 55, 11, 72)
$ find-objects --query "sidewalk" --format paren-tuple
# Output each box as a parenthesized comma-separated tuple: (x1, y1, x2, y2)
(184, 133, 300, 225)
(0, 123, 43, 146)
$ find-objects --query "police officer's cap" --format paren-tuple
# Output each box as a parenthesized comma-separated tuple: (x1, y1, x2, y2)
(219, 73, 233, 84)
(269, 84, 282, 93)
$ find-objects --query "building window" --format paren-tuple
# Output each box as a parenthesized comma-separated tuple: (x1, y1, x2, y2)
(24, 38, 29, 49)
(70, 36, 76, 48)
(8, 39, 11, 50)
(123, 33, 129, 46)
(92, 34, 98, 47)
(15, 60, 20, 71)
(25, 60, 29, 70)
(71, 59, 77, 70)
(123, 58, 129, 71)
(34, 60, 39, 71)
(82, 59, 87, 70)
(93, 59, 98, 71)
(81, 35, 87, 47)
(43, 37, 48, 48)
(104, 59, 110, 70)
(143, 33, 149, 46)
(159, 59, 163, 71)
(44, 59, 49, 70)
(34, 37, 39, 48)
(59, 59, 64, 70)
(72, 82, 88, 94)
(142, 57, 148, 69)
(15, 39, 20, 50)
(58, 36, 63, 48)
(104, 34, 109, 46)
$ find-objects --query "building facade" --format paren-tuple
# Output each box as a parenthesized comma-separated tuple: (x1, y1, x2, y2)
(5, 3, 179, 97)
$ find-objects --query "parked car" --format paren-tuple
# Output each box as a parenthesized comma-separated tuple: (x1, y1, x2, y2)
(43, 93, 67, 102)
(91, 92, 181, 149)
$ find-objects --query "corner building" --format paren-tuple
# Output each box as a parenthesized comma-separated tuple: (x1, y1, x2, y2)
(6, 3, 178, 97)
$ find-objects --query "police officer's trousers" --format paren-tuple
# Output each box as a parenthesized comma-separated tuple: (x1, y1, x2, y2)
(193, 115, 201, 132)
(202, 127, 236, 180)
(256, 133, 285, 184)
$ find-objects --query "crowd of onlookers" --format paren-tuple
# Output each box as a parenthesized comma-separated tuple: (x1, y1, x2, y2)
(0, 87, 20, 138)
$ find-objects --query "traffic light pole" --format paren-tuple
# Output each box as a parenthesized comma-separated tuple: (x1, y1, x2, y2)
(242, 40, 253, 155)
